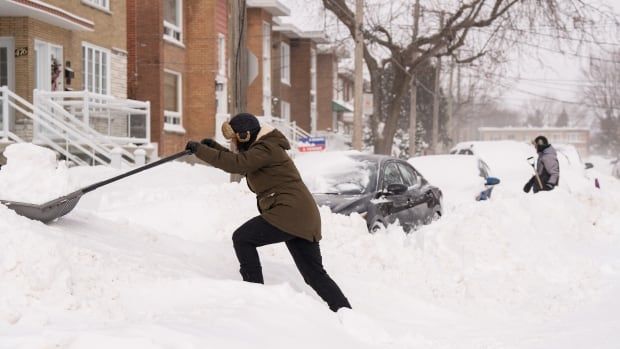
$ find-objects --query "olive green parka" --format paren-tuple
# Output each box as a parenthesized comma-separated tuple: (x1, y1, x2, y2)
(195, 126, 321, 241)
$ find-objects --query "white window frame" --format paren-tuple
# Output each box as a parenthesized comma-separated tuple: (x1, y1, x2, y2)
(262, 22, 272, 117)
(163, 0, 183, 46)
(82, 42, 111, 95)
(310, 48, 317, 133)
(82, 0, 109, 12)
(281, 100, 291, 123)
(217, 33, 226, 78)
(163, 69, 184, 133)
(280, 42, 290, 85)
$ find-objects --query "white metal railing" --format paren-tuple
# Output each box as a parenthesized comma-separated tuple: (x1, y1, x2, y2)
(0, 86, 137, 166)
(34, 90, 150, 145)
(33, 92, 141, 164)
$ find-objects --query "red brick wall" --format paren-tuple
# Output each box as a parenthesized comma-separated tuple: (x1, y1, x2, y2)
(128, 0, 223, 156)
(185, 0, 217, 144)
(246, 8, 268, 116)
(290, 38, 313, 132)
(127, 0, 164, 147)
(317, 53, 335, 131)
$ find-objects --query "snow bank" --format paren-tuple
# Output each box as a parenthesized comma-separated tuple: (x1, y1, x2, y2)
(0, 143, 77, 204)
(2, 145, 620, 348)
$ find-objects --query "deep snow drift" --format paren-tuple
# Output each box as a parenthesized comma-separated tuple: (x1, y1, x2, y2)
(1, 145, 620, 348)
(0, 144, 78, 204)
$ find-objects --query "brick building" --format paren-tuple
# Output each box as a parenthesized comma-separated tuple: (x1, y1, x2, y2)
(127, 0, 228, 156)
(316, 48, 338, 131)
(478, 127, 590, 157)
(0, 0, 128, 139)
(271, 20, 326, 134)
(245, 0, 290, 118)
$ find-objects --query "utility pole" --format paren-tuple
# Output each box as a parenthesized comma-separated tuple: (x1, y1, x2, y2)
(352, 0, 364, 150)
(454, 61, 461, 143)
(431, 12, 444, 154)
(229, 0, 248, 116)
(447, 57, 454, 148)
(408, 0, 421, 157)
(228, 0, 247, 183)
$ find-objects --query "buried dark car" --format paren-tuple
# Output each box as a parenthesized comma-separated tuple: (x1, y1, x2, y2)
(295, 152, 443, 233)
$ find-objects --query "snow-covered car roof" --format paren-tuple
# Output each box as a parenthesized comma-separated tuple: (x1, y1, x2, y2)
(294, 151, 380, 195)
(408, 154, 489, 203)
(450, 141, 536, 183)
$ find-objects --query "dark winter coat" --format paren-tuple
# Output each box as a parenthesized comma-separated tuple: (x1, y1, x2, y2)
(537, 145, 560, 187)
(194, 126, 322, 242)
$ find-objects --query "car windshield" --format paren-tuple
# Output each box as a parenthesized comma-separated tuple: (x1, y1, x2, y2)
(295, 153, 378, 195)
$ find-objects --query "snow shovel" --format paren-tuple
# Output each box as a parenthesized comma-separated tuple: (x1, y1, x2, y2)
(527, 156, 544, 190)
(0, 150, 192, 223)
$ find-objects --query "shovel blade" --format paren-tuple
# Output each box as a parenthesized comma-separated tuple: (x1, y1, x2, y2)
(0, 191, 83, 223)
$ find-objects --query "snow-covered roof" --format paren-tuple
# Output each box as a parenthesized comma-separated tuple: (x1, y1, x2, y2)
(246, 0, 291, 16)
(273, 22, 328, 43)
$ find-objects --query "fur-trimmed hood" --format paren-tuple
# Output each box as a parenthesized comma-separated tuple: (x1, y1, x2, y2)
(254, 124, 291, 151)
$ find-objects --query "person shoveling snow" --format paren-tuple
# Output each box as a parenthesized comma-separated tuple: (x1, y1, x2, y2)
(185, 113, 352, 312)
(523, 136, 560, 194)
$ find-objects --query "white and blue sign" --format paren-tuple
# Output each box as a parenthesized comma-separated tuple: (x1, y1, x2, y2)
(298, 136, 327, 152)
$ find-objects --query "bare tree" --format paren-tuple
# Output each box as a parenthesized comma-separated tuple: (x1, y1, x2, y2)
(583, 50, 620, 154)
(321, 0, 615, 154)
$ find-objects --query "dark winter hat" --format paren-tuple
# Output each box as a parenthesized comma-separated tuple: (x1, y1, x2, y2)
(533, 135, 550, 152)
(230, 113, 260, 134)
(221, 113, 261, 151)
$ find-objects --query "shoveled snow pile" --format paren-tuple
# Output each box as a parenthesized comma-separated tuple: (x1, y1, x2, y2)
(1, 145, 620, 348)
(0, 143, 77, 204)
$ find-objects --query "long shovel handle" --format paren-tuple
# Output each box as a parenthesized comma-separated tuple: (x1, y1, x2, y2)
(527, 157, 544, 189)
(82, 150, 193, 194)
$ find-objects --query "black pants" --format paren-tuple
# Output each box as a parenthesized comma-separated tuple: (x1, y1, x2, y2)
(232, 216, 351, 312)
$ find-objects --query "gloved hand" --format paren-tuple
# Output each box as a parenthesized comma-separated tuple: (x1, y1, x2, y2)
(544, 183, 555, 191)
(185, 141, 200, 154)
(200, 138, 219, 148)
(523, 177, 534, 193)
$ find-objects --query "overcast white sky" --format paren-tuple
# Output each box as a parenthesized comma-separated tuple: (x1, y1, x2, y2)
(282, 0, 620, 122)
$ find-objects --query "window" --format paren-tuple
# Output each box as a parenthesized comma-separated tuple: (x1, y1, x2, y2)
(164, 0, 183, 44)
(83, 0, 109, 11)
(337, 78, 344, 100)
(217, 33, 226, 77)
(398, 163, 418, 187)
(383, 162, 404, 189)
(280, 42, 290, 85)
(82, 43, 110, 95)
(164, 70, 183, 132)
(281, 100, 291, 122)
(310, 48, 317, 132)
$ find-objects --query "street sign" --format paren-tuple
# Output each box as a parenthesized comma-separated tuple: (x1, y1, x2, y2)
(297, 136, 326, 152)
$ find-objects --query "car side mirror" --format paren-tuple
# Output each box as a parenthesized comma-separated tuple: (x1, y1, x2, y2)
(584, 162, 594, 170)
(386, 183, 408, 195)
(485, 177, 501, 186)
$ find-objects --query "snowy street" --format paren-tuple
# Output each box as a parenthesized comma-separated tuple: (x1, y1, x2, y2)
(2, 0, 620, 347)
(1, 145, 619, 348)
